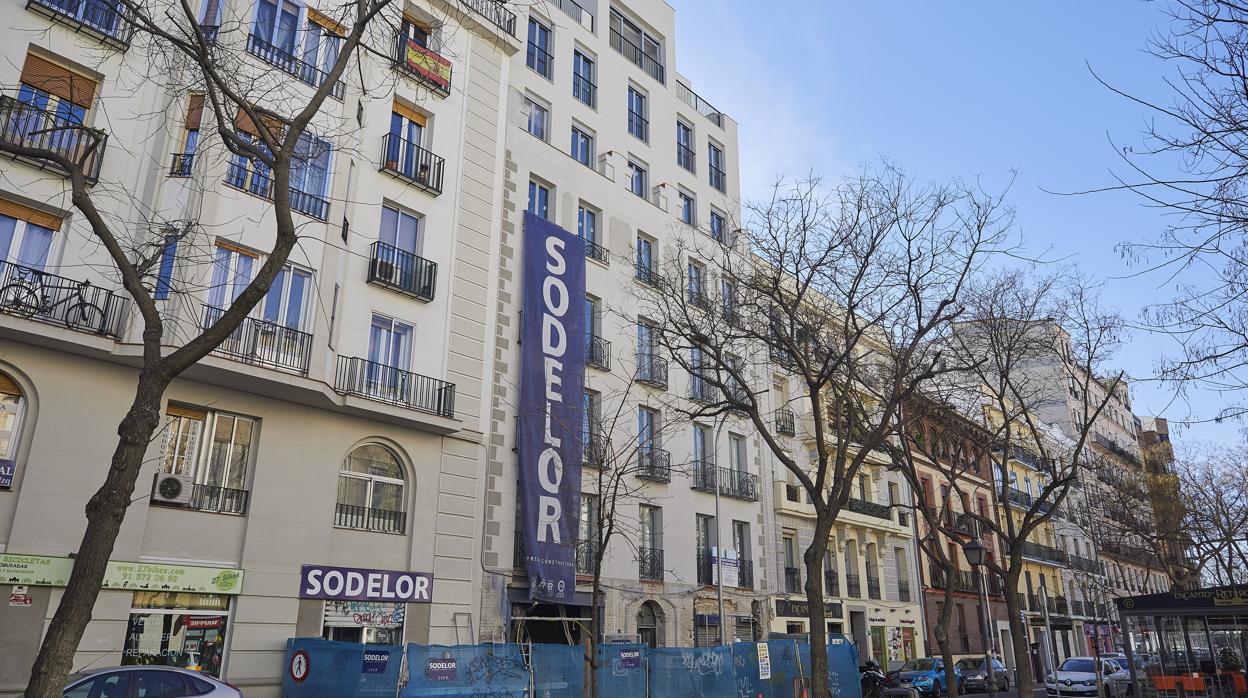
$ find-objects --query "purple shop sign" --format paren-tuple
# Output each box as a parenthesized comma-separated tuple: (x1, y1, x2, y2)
(425, 657, 457, 681)
(0, 459, 15, 488)
(517, 211, 586, 604)
(298, 565, 433, 603)
(619, 649, 641, 669)
(362, 650, 390, 674)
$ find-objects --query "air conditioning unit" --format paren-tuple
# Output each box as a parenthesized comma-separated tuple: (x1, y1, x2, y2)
(152, 472, 193, 506)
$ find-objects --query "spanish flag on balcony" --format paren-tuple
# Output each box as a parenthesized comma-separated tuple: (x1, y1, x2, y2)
(404, 39, 451, 92)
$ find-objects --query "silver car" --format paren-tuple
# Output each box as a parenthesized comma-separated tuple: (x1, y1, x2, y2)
(1045, 657, 1132, 698)
(62, 666, 240, 698)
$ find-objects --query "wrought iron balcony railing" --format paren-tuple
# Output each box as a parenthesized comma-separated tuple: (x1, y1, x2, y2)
(246, 34, 344, 99)
(368, 241, 437, 301)
(459, 0, 516, 36)
(392, 34, 451, 95)
(334, 356, 456, 417)
(0, 262, 128, 337)
(677, 143, 695, 173)
(610, 27, 664, 83)
(169, 152, 195, 177)
(224, 161, 329, 221)
(187, 483, 249, 515)
(638, 546, 663, 581)
(824, 569, 840, 597)
(634, 262, 659, 286)
(583, 432, 610, 468)
(738, 559, 754, 590)
(26, 0, 135, 47)
(576, 539, 598, 575)
(334, 502, 406, 533)
(201, 304, 313, 374)
(784, 566, 801, 593)
(584, 238, 608, 265)
(380, 133, 445, 195)
(696, 548, 714, 586)
(1020, 541, 1067, 564)
(846, 497, 892, 520)
(687, 288, 711, 311)
(586, 334, 611, 370)
(897, 580, 911, 602)
(689, 376, 714, 403)
(867, 575, 881, 600)
(691, 461, 759, 501)
(635, 447, 670, 482)
(775, 408, 796, 436)
(1067, 553, 1102, 574)
(0, 95, 107, 183)
(844, 572, 861, 598)
(636, 353, 668, 389)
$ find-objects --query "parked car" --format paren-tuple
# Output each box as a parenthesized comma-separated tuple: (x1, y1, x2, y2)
(892, 657, 959, 697)
(955, 657, 1010, 692)
(61, 667, 240, 698)
(1045, 657, 1132, 698)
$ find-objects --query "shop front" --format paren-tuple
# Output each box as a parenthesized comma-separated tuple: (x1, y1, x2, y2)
(1118, 584, 1248, 698)
(298, 564, 433, 646)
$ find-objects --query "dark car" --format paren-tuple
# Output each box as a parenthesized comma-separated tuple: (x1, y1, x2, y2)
(955, 657, 1010, 693)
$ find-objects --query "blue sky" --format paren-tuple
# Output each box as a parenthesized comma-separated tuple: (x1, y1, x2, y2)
(670, 1, 1241, 446)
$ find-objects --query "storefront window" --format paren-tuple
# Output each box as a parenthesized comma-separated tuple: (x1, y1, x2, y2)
(122, 592, 230, 677)
(321, 600, 404, 644)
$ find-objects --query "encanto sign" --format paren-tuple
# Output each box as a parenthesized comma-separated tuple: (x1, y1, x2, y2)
(0, 554, 243, 594)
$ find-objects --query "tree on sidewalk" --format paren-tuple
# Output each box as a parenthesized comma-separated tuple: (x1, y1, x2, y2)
(632, 166, 1011, 697)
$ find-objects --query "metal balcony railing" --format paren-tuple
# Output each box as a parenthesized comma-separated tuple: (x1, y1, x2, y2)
(634, 262, 659, 286)
(1020, 541, 1067, 564)
(638, 546, 663, 581)
(26, 0, 135, 47)
(187, 483, 249, 515)
(784, 566, 801, 593)
(636, 353, 668, 389)
(709, 163, 726, 192)
(610, 27, 664, 83)
(368, 241, 437, 301)
(201, 304, 313, 374)
(573, 73, 596, 107)
(635, 447, 670, 482)
(866, 574, 881, 600)
(677, 143, 695, 172)
(627, 108, 649, 142)
(676, 80, 724, 127)
(224, 161, 329, 221)
(691, 461, 759, 501)
(526, 41, 553, 79)
(0, 263, 128, 337)
(845, 572, 861, 598)
(552, 0, 592, 30)
(775, 408, 796, 436)
(0, 95, 107, 183)
(583, 432, 610, 468)
(897, 579, 912, 602)
(246, 34, 344, 100)
(576, 539, 598, 575)
(784, 483, 802, 503)
(584, 238, 608, 265)
(687, 287, 711, 311)
(334, 502, 406, 533)
(824, 569, 840, 597)
(738, 560, 754, 589)
(458, 0, 516, 36)
(381, 133, 445, 195)
(586, 334, 611, 370)
(846, 497, 892, 520)
(392, 34, 451, 95)
(696, 548, 714, 586)
(169, 152, 195, 177)
(689, 377, 714, 403)
(334, 356, 456, 417)
(1067, 553, 1102, 574)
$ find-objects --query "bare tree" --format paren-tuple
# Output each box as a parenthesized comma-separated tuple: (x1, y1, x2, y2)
(632, 165, 1010, 697)
(0, 0, 443, 692)
(1171, 441, 1248, 585)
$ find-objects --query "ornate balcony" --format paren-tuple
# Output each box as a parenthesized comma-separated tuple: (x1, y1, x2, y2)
(775, 408, 796, 436)
(635, 447, 670, 482)
(334, 356, 456, 417)
(0, 95, 107, 183)
(26, 0, 135, 48)
(846, 497, 891, 520)
(201, 304, 313, 374)
(583, 432, 610, 469)
(584, 239, 609, 265)
(636, 353, 668, 389)
(638, 546, 663, 581)
(784, 566, 801, 594)
(691, 461, 759, 502)
(586, 334, 611, 370)
(246, 34, 344, 100)
(0, 263, 128, 337)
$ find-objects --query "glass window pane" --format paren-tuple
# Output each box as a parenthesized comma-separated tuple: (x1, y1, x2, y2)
(285, 269, 309, 329)
(16, 224, 54, 270)
(338, 475, 369, 506)
(204, 415, 235, 486)
(371, 480, 403, 511)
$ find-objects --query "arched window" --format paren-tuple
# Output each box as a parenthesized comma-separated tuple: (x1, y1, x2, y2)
(637, 600, 663, 648)
(336, 444, 406, 533)
(0, 370, 25, 489)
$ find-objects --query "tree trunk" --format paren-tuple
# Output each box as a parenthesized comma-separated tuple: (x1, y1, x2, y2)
(24, 371, 169, 698)
(804, 513, 834, 698)
(935, 581, 958, 698)
(1004, 573, 1035, 698)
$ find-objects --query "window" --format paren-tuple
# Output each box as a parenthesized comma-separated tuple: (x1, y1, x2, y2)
(572, 50, 596, 107)
(379, 204, 421, 255)
(252, 0, 301, 54)
(0, 371, 26, 489)
(693, 422, 711, 463)
(720, 279, 736, 319)
(337, 444, 407, 533)
(637, 405, 657, 449)
(732, 520, 750, 561)
(610, 9, 663, 81)
(687, 260, 706, 306)
(524, 97, 548, 141)
(260, 263, 312, 330)
(135, 670, 192, 698)
(709, 210, 728, 245)
(708, 142, 726, 191)
(15, 54, 96, 157)
(637, 601, 661, 647)
(570, 124, 594, 167)
(400, 13, 429, 47)
(578, 204, 597, 245)
(639, 503, 662, 579)
(728, 433, 746, 474)
(635, 235, 654, 280)
(159, 405, 254, 513)
(696, 513, 714, 555)
(206, 243, 255, 309)
(527, 180, 551, 219)
(302, 12, 345, 81)
(582, 390, 600, 442)
(289, 132, 332, 202)
(676, 120, 695, 172)
(627, 160, 647, 198)
(0, 211, 57, 272)
(526, 17, 552, 79)
(678, 191, 695, 225)
(385, 104, 430, 183)
(363, 314, 415, 403)
(578, 493, 599, 573)
(627, 87, 648, 141)
(172, 94, 203, 176)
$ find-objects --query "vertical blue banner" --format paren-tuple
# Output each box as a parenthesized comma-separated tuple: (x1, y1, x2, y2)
(519, 211, 586, 603)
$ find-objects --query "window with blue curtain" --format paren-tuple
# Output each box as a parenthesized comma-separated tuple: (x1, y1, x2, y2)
(206, 245, 255, 309)
(154, 234, 178, 300)
(260, 264, 311, 329)
(253, 0, 301, 54)
(0, 214, 56, 272)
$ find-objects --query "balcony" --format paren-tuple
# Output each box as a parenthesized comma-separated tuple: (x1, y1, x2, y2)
(151, 482, 249, 516)
(1020, 541, 1068, 565)
(636, 354, 668, 389)
(738, 559, 754, 589)
(583, 432, 610, 469)
(246, 34, 344, 100)
(392, 34, 451, 96)
(552, 0, 592, 31)
(897, 580, 912, 602)
(224, 161, 329, 221)
(635, 447, 671, 482)
(687, 287, 712, 311)
(1047, 595, 1070, 616)
(201, 304, 313, 374)
(586, 334, 611, 370)
(709, 163, 726, 192)
(573, 73, 597, 108)
(576, 539, 597, 575)
(584, 239, 609, 265)
(334, 502, 406, 533)
(691, 461, 759, 502)
(458, 0, 516, 36)
(638, 546, 663, 581)
(380, 133, 445, 195)
(634, 262, 659, 286)
(610, 27, 664, 83)
(775, 408, 796, 436)
(26, 0, 134, 47)
(846, 497, 892, 520)
(696, 548, 714, 586)
(867, 574, 881, 600)
(689, 377, 714, 403)
(169, 153, 195, 177)
(0, 263, 128, 338)
(784, 566, 801, 593)
(0, 96, 107, 184)
(334, 356, 456, 417)
(844, 572, 862, 598)
(676, 80, 724, 127)
(367, 241, 436, 301)
(1067, 553, 1101, 574)
(824, 569, 840, 597)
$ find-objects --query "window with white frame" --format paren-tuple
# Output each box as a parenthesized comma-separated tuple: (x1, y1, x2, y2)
(159, 404, 255, 513)
(571, 124, 594, 167)
(526, 16, 553, 79)
(627, 86, 648, 141)
(528, 179, 551, 220)
(0, 212, 57, 272)
(627, 160, 647, 198)
(678, 190, 695, 225)
(524, 96, 549, 141)
(336, 443, 407, 533)
(572, 50, 596, 107)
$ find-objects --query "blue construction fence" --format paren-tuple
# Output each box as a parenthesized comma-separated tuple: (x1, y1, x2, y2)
(281, 635, 860, 698)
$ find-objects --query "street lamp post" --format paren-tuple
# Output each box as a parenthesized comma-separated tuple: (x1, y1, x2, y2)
(963, 531, 997, 698)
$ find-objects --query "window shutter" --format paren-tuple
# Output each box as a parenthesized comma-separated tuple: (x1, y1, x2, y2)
(186, 94, 205, 129)
(306, 7, 344, 34)
(233, 108, 284, 140)
(166, 403, 208, 421)
(391, 100, 427, 127)
(20, 54, 97, 108)
(0, 372, 22, 397)
(0, 198, 62, 231)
